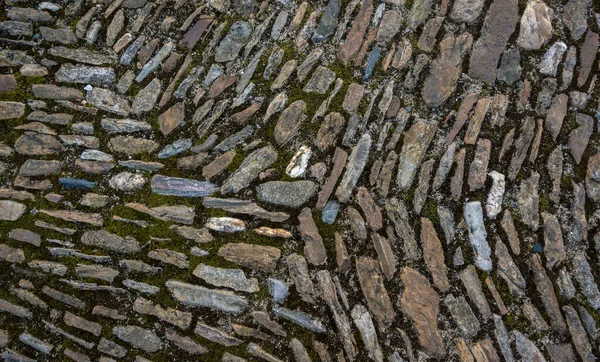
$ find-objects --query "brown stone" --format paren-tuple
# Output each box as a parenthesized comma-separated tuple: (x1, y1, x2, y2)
(468, 0, 519, 83)
(356, 187, 382, 230)
(420, 218, 450, 292)
(217, 243, 280, 272)
(342, 83, 364, 113)
(400, 267, 445, 358)
(577, 31, 598, 87)
(298, 207, 327, 266)
(315, 112, 345, 152)
(356, 257, 395, 329)
(208, 75, 236, 99)
(158, 102, 185, 136)
(422, 32, 473, 107)
(316, 147, 347, 210)
(371, 232, 396, 279)
(529, 254, 567, 332)
(339, 0, 373, 63)
(545, 94, 568, 141)
(179, 16, 213, 50)
(203, 151, 236, 179)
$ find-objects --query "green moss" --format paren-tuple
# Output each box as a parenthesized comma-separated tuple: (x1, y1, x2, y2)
(503, 309, 530, 332)
(227, 152, 246, 173)
(538, 193, 551, 213)
(311, 208, 338, 257)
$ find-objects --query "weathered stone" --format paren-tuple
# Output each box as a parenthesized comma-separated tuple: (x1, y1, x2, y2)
(55, 64, 115, 86)
(422, 33, 472, 107)
(81, 230, 140, 253)
(218, 243, 280, 272)
(336, 133, 371, 202)
(400, 267, 445, 357)
(351, 304, 383, 362)
(517, 0, 553, 49)
(86, 87, 130, 116)
(151, 175, 216, 197)
(215, 21, 251, 62)
(572, 250, 600, 310)
(126, 203, 195, 224)
(221, 145, 277, 194)
(530, 254, 567, 331)
(14, 132, 64, 155)
(0, 101, 25, 120)
(311, 0, 340, 43)
(445, 294, 480, 339)
(287, 254, 317, 304)
(420, 218, 450, 292)
(203, 197, 289, 222)
(356, 257, 395, 329)
(577, 31, 598, 87)
(0, 244, 24, 263)
(274, 100, 306, 145)
(339, 0, 372, 62)
(158, 102, 185, 136)
(272, 306, 326, 333)
(257, 181, 317, 208)
(460, 265, 492, 320)
(113, 326, 161, 353)
(468, 139, 491, 191)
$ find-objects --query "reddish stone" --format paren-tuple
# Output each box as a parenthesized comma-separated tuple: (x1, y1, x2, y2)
(179, 16, 213, 50)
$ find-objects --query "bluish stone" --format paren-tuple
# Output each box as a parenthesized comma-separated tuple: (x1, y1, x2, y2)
(151, 174, 217, 197)
(157, 138, 192, 159)
(267, 278, 289, 303)
(322, 200, 340, 225)
(363, 45, 380, 81)
(311, 0, 341, 43)
(59, 178, 95, 190)
(533, 243, 543, 253)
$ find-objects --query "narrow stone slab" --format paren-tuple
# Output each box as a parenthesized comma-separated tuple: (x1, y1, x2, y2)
(113, 325, 162, 353)
(41, 209, 103, 226)
(203, 197, 289, 222)
(166, 280, 248, 314)
(126, 203, 195, 224)
(81, 230, 140, 253)
(400, 267, 445, 358)
(336, 133, 371, 202)
(218, 243, 281, 272)
(464, 201, 492, 271)
(422, 33, 472, 107)
(221, 145, 278, 194)
(151, 175, 216, 197)
(193, 264, 259, 293)
(356, 257, 395, 329)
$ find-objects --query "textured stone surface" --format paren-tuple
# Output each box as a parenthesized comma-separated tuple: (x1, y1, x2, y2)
(0, 2, 597, 360)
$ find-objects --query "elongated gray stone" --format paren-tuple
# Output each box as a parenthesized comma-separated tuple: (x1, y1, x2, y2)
(203, 197, 289, 222)
(257, 181, 317, 208)
(273, 306, 326, 333)
(397, 119, 437, 190)
(166, 280, 248, 314)
(193, 264, 259, 293)
(151, 175, 216, 197)
(136, 41, 174, 82)
(55, 64, 115, 86)
(113, 325, 161, 353)
(81, 230, 140, 253)
(336, 133, 371, 202)
(464, 201, 492, 271)
(221, 145, 277, 194)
